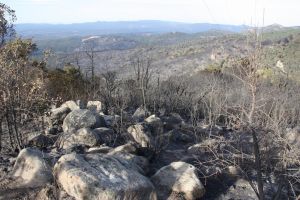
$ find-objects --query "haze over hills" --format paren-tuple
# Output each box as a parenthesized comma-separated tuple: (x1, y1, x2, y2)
(16, 20, 249, 38)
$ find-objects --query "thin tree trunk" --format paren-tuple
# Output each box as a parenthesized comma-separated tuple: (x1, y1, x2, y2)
(12, 109, 22, 150)
(251, 128, 264, 200)
(0, 119, 2, 151)
(6, 112, 15, 149)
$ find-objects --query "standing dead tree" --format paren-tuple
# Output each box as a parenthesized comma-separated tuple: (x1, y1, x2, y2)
(130, 56, 153, 110)
(83, 38, 98, 98)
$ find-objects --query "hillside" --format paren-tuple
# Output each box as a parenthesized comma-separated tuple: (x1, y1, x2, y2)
(30, 26, 300, 80)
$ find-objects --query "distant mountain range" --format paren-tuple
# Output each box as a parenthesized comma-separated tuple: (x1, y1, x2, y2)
(16, 20, 249, 38)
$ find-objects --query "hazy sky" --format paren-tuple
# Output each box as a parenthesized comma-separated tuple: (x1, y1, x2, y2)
(2, 0, 300, 26)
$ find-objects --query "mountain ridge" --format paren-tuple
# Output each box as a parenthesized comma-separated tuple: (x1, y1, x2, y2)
(16, 20, 249, 38)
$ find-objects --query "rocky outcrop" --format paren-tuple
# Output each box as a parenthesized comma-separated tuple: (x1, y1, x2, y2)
(12, 148, 53, 187)
(151, 161, 205, 200)
(54, 153, 157, 200)
(62, 109, 106, 132)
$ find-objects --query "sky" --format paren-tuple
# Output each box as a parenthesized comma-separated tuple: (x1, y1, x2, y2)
(2, 0, 300, 26)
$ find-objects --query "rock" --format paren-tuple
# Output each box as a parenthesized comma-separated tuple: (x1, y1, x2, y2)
(151, 161, 205, 200)
(145, 115, 163, 136)
(76, 100, 86, 109)
(102, 114, 120, 126)
(225, 166, 241, 177)
(56, 128, 100, 150)
(12, 148, 53, 187)
(47, 106, 71, 129)
(128, 123, 155, 148)
(286, 126, 300, 146)
(61, 100, 82, 111)
(35, 184, 57, 200)
(132, 106, 148, 122)
(284, 127, 300, 166)
(45, 126, 61, 135)
(27, 133, 55, 149)
(161, 113, 184, 131)
(86, 145, 112, 154)
(219, 179, 257, 200)
(149, 149, 187, 175)
(87, 101, 102, 113)
(93, 127, 116, 146)
(109, 142, 137, 154)
(164, 129, 194, 144)
(62, 109, 106, 132)
(187, 138, 219, 154)
(54, 153, 157, 200)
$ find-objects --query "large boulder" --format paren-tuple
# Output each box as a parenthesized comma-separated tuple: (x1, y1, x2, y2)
(128, 123, 155, 148)
(62, 109, 106, 132)
(54, 153, 157, 200)
(151, 161, 205, 200)
(12, 148, 53, 187)
(56, 128, 100, 150)
(87, 101, 102, 113)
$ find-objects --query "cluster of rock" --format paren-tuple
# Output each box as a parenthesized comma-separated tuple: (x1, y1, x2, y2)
(0, 100, 266, 200)
(4, 101, 290, 200)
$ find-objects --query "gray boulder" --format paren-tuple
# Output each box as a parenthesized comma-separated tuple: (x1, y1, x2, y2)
(54, 153, 157, 200)
(12, 148, 53, 187)
(56, 128, 100, 150)
(62, 109, 106, 132)
(151, 161, 205, 200)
